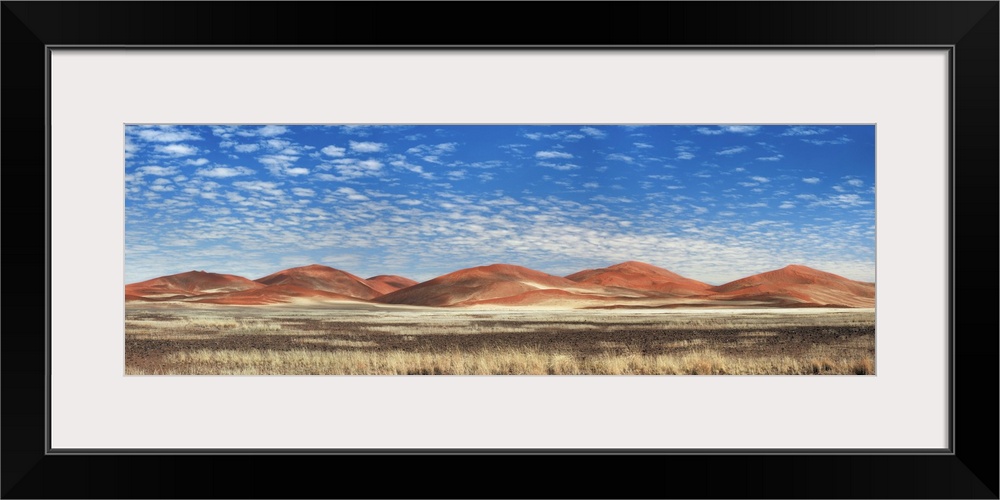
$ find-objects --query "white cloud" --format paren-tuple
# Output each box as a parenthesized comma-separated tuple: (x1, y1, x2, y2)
(137, 165, 180, 176)
(256, 154, 300, 175)
(845, 179, 864, 187)
(233, 180, 284, 196)
(809, 194, 872, 208)
(721, 125, 760, 134)
(538, 162, 580, 171)
(591, 195, 634, 204)
(321, 145, 346, 157)
(675, 151, 695, 160)
(264, 139, 291, 151)
(135, 128, 202, 142)
(696, 126, 759, 135)
(125, 141, 139, 159)
(149, 178, 174, 192)
(803, 136, 852, 146)
(236, 125, 288, 137)
(324, 158, 385, 180)
(407, 143, 457, 155)
(446, 170, 467, 180)
(389, 158, 434, 180)
(350, 141, 386, 153)
(606, 153, 633, 163)
(634, 142, 653, 149)
(336, 187, 369, 201)
(579, 127, 607, 138)
(802, 177, 821, 184)
(782, 126, 828, 136)
(535, 150, 573, 159)
(225, 192, 246, 203)
(234, 144, 261, 153)
(695, 127, 724, 135)
(808, 194, 871, 208)
(750, 176, 770, 183)
(522, 130, 584, 142)
(779, 202, 796, 209)
(196, 166, 254, 178)
(756, 155, 783, 161)
(258, 125, 288, 137)
(184, 158, 210, 166)
(716, 146, 747, 155)
(286, 167, 310, 176)
(583, 182, 599, 189)
(292, 187, 316, 197)
(211, 126, 237, 139)
(154, 144, 199, 157)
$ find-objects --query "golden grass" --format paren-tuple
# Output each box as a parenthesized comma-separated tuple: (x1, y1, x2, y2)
(127, 316, 281, 332)
(125, 307, 875, 375)
(125, 347, 875, 376)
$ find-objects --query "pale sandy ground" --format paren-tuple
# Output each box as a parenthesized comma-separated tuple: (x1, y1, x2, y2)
(125, 305, 875, 375)
(128, 298, 874, 315)
(125, 303, 875, 330)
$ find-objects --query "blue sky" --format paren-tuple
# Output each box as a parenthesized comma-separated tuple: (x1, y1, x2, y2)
(125, 124, 875, 285)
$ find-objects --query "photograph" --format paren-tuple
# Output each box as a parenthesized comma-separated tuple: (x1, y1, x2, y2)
(125, 124, 876, 375)
(8, 0, 992, 496)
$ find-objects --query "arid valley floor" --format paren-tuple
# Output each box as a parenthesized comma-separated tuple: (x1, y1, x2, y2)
(125, 305, 875, 375)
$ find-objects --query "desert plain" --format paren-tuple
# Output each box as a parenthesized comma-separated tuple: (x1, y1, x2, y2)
(125, 261, 875, 375)
(126, 305, 874, 375)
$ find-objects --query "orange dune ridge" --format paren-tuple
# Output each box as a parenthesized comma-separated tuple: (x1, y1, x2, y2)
(125, 262, 874, 308)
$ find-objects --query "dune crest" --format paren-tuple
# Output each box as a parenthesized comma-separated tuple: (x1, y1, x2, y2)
(566, 261, 712, 296)
(254, 264, 383, 300)
(366, 275, 420, 294)
(126, 262, 874, 308)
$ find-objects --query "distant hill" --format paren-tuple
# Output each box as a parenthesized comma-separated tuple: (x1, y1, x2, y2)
(566, 260, 712, 296)
(366, 275, 420, 294)
(254, 264, 383, 300)
(125, 261, 875, 308)
(711, 264, 875, 307)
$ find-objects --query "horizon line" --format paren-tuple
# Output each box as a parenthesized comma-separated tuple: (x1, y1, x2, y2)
(126, 260, 875, 287)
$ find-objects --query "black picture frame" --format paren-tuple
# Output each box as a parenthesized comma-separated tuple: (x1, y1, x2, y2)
(3, 2, 996, 498)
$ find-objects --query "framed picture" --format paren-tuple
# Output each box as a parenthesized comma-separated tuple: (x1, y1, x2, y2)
(4, 2, 996, 498)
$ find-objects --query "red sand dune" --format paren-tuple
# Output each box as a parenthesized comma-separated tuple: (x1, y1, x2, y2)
(456, 288, 618, 308)
(125, 262, 875, 309)
(566, 261, 713, 296)
(193, 284, 364, 305)
(254, 264, 383, 300)
(365, 275, 419, 295)
(375, 263, 604, 307)
(711, 264, 875, 307)
(125, 270, 264, 299)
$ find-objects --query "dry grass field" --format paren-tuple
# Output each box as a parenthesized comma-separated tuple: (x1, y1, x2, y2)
(125, 305, 875, 375)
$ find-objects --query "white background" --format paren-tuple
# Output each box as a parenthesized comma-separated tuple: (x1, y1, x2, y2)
(50, 50, 949, 450)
